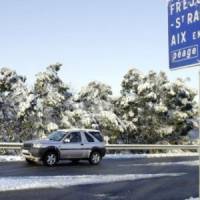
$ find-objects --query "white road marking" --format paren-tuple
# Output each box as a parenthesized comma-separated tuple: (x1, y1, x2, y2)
(0, 173, 185, 191)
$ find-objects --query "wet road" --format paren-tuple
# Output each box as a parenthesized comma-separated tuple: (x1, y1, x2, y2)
(0, 156, 198, 200)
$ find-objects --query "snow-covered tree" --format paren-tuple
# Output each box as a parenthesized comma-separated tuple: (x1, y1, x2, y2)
(0, 65, 197, 145)
(116, 68, 197, 144)
(0, 67, 29, 141)
(61, 81, 123, 140)
(18, 63, 72, 140)
(163, 78, 197, 142)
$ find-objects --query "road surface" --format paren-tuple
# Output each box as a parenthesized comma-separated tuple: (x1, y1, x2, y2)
(0, 156, 198, 200)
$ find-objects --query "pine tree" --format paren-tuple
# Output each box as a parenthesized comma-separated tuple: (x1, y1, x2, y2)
(62, 81, 123, 140)
(117, 68, 197, 144)
(19, 63, 72, 140)
(0, 67, 28, 141)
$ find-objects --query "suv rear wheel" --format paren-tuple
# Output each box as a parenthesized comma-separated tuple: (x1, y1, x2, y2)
(43, 151, 58, 166)
(89, 151, 102, 165)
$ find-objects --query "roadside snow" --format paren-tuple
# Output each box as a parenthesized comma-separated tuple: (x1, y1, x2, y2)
(119, 160, 198, 167)
(105, 153, 198, 159)
(0, 153, 198, 162)
(0, 173, 185, 191)
(0, 156, 24, 162)
(185, 197, 199, 200)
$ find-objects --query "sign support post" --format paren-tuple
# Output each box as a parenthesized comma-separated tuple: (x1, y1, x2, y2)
(199, 70, 200, 198)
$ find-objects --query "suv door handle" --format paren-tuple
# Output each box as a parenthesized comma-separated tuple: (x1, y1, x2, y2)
(81, 143, 84, 146)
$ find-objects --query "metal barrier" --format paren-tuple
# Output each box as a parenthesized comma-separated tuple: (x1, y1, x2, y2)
(106, 144, 199, 150)
(0, 143, 199, 150)
(0, 143, 23, 150)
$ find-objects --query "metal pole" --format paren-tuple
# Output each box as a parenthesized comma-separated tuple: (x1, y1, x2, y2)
(199, 70, 200, 199)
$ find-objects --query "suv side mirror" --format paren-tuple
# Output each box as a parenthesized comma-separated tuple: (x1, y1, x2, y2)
(63, 138, 70, 143)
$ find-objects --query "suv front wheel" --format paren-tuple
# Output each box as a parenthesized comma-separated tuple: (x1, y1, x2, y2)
(43, 151, 58, 166)
(89, 151, 102, 165)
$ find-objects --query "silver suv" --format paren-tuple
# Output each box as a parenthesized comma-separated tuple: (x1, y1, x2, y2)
(22, 129, 106, 166)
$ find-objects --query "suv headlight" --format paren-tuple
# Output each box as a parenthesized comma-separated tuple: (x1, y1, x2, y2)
(33, 143, 44, 148)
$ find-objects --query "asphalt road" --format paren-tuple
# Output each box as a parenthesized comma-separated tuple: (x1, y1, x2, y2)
(0, 156, 198, 200)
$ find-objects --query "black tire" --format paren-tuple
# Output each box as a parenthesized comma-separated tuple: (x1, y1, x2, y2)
(25, 158, 35, 165)
(42, 151, 58, 167)
(89, 151, 102, 165)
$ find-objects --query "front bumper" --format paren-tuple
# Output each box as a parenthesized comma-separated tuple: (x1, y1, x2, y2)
(22, 149, 41, 162)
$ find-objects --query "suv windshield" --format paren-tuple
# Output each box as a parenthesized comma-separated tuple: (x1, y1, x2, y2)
(48, 131, 66, 141)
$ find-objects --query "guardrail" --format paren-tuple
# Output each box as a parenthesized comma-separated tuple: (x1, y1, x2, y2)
(0, 143, 199, 150)
(0, 143, 23, 150)
(106, 144, 199, 150)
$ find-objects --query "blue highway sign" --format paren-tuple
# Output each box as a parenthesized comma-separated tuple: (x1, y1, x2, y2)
(168, 0, 200, 69)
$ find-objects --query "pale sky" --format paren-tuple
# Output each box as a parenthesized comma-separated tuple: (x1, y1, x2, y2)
(0, 0, 199, 95)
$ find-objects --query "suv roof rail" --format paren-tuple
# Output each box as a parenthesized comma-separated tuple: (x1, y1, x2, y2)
(57, 128, 100, 132)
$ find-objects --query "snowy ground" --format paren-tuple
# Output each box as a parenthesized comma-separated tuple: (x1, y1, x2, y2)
(0, 155, 24, 162)
(0, 152, 198, 162)
(105, 152, 198, 159)
(118, 160, 198, 167)
(0, 173, 185, 192)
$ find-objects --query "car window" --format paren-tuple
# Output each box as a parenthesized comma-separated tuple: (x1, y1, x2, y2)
(48, 131, 66, 141)
(67, 132, 82, 143)
(85, 132, 94, 142)
(89, 131, 103, 142)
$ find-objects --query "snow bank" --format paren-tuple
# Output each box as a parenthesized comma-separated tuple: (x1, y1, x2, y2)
(105, 153, 198, 159)
(0, 156, 24, 162)
(185, 197, 199, 200)
(0, 173, 185, 191)
(119, 160, 198, 167)
(0, 152, 198, 163)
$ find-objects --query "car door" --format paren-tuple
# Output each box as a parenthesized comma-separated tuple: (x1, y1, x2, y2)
(82, 132, 96, 158)
(60, 131, 85, 159)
